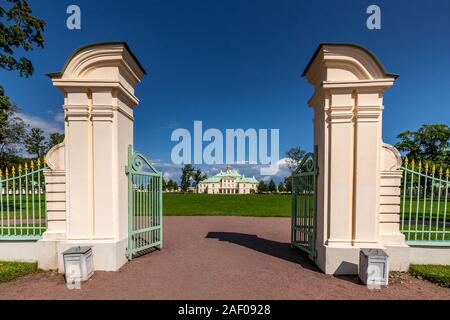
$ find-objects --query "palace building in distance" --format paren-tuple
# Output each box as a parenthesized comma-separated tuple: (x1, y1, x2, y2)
(197, 166, 258, 194)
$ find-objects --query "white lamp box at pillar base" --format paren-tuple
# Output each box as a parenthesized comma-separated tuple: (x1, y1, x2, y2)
(359, 249, 389, 287)
(63, 246, 94, 283)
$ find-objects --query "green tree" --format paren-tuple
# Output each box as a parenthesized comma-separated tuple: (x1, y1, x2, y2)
(286, 147, 307, 171)
(257, 181, 267, 193)
(47, 132, 64, 151)
(268, 179, 277, 193)
(162, 178, 167, 191)
(278, 182, 286, 193)
(25, 127, 46, 158)
(0, 0, 45, 77)
(395, 124, 450, 164)
(284, 176, 292, 193)
(192, 168, 207, 187)
(166, 179, 173, 191)
(180, 164, 194, 192)
(0, 86, 27, 165)
(173, 181, 179, 191)
(0, 1, 45, 166)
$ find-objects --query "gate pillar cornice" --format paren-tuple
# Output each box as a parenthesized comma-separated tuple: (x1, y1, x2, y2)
(38, 42, 146, 272)
(303, 43, 407, 274)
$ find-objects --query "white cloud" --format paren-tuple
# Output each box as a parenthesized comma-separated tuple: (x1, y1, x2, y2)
(19, 112, 64, 136)
(53, 112, 65, 123)
(152, 160, 183, 181)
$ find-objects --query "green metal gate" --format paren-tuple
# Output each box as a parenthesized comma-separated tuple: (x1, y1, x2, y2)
(126, 145, 163, 260)
(400, 158, 449, 245)
(0, 158, 48, 240)
(291, 148, 318, 259)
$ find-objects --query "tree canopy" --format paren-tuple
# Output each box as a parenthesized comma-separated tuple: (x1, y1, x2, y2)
(0, 0, 45, 77)
(179, 165, 208, 192)
(277, 181, 286, 193)
(180, 164, 194, 192)
(283, 176, 292, 193)
(25, 127, 46, 158)
(268, 179, 277, 193)
(0, 2, 65, 168)
(192, 168, 207, 187)
(0, 86, 27, 164)
(285, 147, 307, 172)
(395, 124, 449, 165)
(48, 132, 64, 150)
(257, 181, 267, 193)
(166, 179, 178, 192)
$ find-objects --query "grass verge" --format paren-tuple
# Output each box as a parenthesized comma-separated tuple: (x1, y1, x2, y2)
(0, 261, 39, 284)
(409, 264, 450, 288)
(163, 193, 291, 217)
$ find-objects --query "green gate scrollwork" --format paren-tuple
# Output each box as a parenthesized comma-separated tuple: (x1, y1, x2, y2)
(125, 145, 163, 260)
(291, 147, 318, 259)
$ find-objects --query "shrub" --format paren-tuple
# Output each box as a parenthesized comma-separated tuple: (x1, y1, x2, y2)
(409, 264, 450, 288)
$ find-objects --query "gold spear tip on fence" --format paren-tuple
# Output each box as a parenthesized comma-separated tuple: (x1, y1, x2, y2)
(425, 162, 429, 172)
(447, 168, 450, 178)
(404, 157, 409, 167)
(18, 164, 22, 173)
(411, 159, 415, 169)
(418, 161, 422, 171)
(5, 168, 8, 177)
(0, 169, 2, 178)
(37, 158, 41, 168)
(30, 160, 34, 169)
(439, 166, 444, 176)
(24, 163, 28, 171)
(43, 156, 46, 165)
(432, 164, 436, 174)
(11, 166, 15, 175)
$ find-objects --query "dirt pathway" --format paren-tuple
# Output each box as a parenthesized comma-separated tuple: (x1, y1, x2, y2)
(0, 216, 448, 300)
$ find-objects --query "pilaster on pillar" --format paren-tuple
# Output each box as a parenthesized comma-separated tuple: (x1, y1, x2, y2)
(352, 89, 384, 246)
(90, 89, 116, 239)
(41, 42, 146, 272)
(303, 43, 404, 274)
(326, 88, 355, 247)
(64, 90, 91, 239)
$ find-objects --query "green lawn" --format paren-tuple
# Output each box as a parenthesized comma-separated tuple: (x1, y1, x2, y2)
(0, 194, 47, 237)
(401, 197, 448, 221)
(400, 197, 449, 241)
(0, 194, 46, 212)
(162, 194, 448, 219)
(0, 194, 47, 222)
(163, 193, 291, 217)
(409, 264, 450, 288)
(0, 261, 39, 284)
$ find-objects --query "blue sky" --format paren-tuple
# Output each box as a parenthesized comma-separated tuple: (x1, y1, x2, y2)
(2, 0, 450, 182)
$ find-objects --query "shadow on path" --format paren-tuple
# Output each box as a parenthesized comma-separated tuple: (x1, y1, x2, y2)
(206, 232, 320, 272)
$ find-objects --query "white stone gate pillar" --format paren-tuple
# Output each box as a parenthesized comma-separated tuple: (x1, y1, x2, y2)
(303, 43, 409, 274)
(39, 42, 146, 271)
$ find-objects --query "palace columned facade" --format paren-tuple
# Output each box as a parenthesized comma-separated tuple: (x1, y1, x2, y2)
(197, 167, 258, 194)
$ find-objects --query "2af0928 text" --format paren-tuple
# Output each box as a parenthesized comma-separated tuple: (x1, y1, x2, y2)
(178, 304, 271, 318)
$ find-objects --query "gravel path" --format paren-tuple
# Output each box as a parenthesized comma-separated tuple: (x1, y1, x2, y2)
(0, 216, 448, 300)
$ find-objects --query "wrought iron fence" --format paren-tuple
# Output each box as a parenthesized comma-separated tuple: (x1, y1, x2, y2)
(400, 158, 449, 245)
(0, 158, 48, 240)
